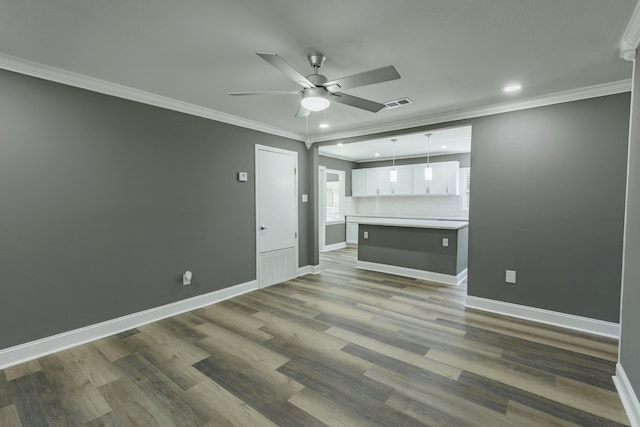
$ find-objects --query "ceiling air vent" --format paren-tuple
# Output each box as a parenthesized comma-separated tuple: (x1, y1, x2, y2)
(383, 98, 413, 110)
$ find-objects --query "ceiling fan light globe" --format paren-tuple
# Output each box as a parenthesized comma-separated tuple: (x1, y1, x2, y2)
(301, 96, 330, 112)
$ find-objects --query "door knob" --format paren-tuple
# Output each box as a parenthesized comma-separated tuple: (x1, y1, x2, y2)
(260, 225, 268, 230)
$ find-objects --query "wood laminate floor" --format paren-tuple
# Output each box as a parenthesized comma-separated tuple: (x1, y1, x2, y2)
(0, 248, 630, 426)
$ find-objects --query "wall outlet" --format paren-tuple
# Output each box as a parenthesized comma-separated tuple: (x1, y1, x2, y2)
(505, 270, 516, 284)
(364, 231, 369, 239)
(442, 237, 449, 247)
(237, 172, 248, 182)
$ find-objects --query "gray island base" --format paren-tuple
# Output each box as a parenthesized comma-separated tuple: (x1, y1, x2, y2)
(356, 218, 469, 286)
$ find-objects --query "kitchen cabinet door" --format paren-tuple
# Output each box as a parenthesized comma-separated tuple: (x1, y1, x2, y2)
(392, 165, 413, 195)
(351, 169, 367, 197)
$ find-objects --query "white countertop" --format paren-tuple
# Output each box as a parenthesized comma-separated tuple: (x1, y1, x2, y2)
(347, 216, 468, 230)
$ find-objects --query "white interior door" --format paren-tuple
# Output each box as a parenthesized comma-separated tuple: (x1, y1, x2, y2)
(256, 145, 298, 288)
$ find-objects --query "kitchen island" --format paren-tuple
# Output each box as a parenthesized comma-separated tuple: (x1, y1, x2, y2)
(353, 217, 469, 285)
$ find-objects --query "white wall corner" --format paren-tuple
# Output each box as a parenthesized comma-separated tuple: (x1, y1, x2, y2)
(465, 296, 620, 338)
(298, 265, 322, 276)
(613, 363, 640, 427)
(0, 280, 258, 370)
(621, 1, 640, 61)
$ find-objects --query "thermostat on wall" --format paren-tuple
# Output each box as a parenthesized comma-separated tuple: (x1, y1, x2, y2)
(238, 172, 248, 182)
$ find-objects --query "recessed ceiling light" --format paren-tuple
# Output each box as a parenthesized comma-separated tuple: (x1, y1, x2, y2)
(319, 123, 330, 129)
(504, 84, 522, 93)
(441, 145, 448, 149)
(374, 153, 380, 157)
(337, 143, 343, 146)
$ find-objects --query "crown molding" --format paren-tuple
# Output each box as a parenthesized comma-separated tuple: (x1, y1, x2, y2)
(0, 53, 631, 146)
(311, 79, 632, 143)
(621, 1, 640, 61)
(0, 53, 305, 142)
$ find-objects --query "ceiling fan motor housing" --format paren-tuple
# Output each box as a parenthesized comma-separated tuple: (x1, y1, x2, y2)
(307, 52, 326, 69)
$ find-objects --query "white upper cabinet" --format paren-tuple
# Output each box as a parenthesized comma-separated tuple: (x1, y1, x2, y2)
(352, 169, 367, 197)
(391, 165, 413, 195)
(412, 161, 460, 196)
(352, 161, 459, 197)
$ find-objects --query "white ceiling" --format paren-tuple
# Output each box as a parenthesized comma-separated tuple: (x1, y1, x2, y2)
(0, 0, 636, 141)
(320, 126, 472, 162)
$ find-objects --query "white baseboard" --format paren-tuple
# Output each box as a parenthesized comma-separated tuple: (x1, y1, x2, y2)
(356, 260, 463, 286)
(614, 363, 640, 427)
(465, 296, 620, 338)
(321, 242, 347, 252)
(0, 280, 258, 370)
(298, 265, 322, 276)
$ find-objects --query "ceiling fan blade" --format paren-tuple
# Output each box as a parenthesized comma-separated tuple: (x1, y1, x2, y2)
(295, 105, 311, 118)
(329, 92, 385, 113)
(229, 91, 299, 96)
(256, 53, 316, 89)
(323, 65, 400, 92)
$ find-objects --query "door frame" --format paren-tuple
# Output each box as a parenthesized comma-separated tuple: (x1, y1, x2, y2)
(318, 165, 326, 252)
(255, 144, 299, 288)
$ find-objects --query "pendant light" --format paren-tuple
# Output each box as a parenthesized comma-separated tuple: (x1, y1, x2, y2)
(425, 133, 433, 180)
(390, 138, 398, 182)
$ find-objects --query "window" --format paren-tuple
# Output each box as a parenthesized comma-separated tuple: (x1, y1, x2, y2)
(325, 170, 345, 223)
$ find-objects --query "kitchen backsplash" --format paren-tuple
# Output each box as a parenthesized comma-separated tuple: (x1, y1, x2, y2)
(348, 195, 469, 220)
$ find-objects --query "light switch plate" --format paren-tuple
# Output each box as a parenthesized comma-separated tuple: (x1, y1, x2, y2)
(238, 172, 248, 182)
(442, 237, 449, 247)
(364, 231, 369, 239)
(302, 194, 308, 202)
(506, 270, 517, 284)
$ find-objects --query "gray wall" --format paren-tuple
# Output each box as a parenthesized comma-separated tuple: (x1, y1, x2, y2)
(319, 93, 630, 323)
(0, 69, 313, 349)
(325, 223, 346, 246)
(358, 225, 464, 275)
(356, 152, 471, 168)
(467, 95, 629, 322)
(619, 54, 640, 401)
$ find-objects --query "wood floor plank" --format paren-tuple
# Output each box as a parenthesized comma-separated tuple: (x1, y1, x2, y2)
(98, 377, 176, 426)
(193, 356, 320, 427)
(134, 322, 210, 365)
(194, 322, 289, 371)
(194, 303, 274, 343)
(458, 370, 628, 426)
(9, 371, 75, 426)
(183, 380, 279, 427)
(326, 326, 461, 379)
(0, 371, 12, 408)
(0, 404, 22, 427)
(4, 360, 41, 382)
(54, 344, 121, 388)
(114, 353, 209, 426)
(38, 355, 112, 424)
(277, 357, 425, 427)
(352, 345, 509, 415)
(505, 400, 581, 427)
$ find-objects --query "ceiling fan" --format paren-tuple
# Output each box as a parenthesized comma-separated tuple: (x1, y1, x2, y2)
(229, 52, 401, 117)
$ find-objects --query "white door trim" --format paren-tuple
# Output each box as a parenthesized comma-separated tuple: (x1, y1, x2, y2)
(255, 144, 299, 288)
(318, 166, 327, 252)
